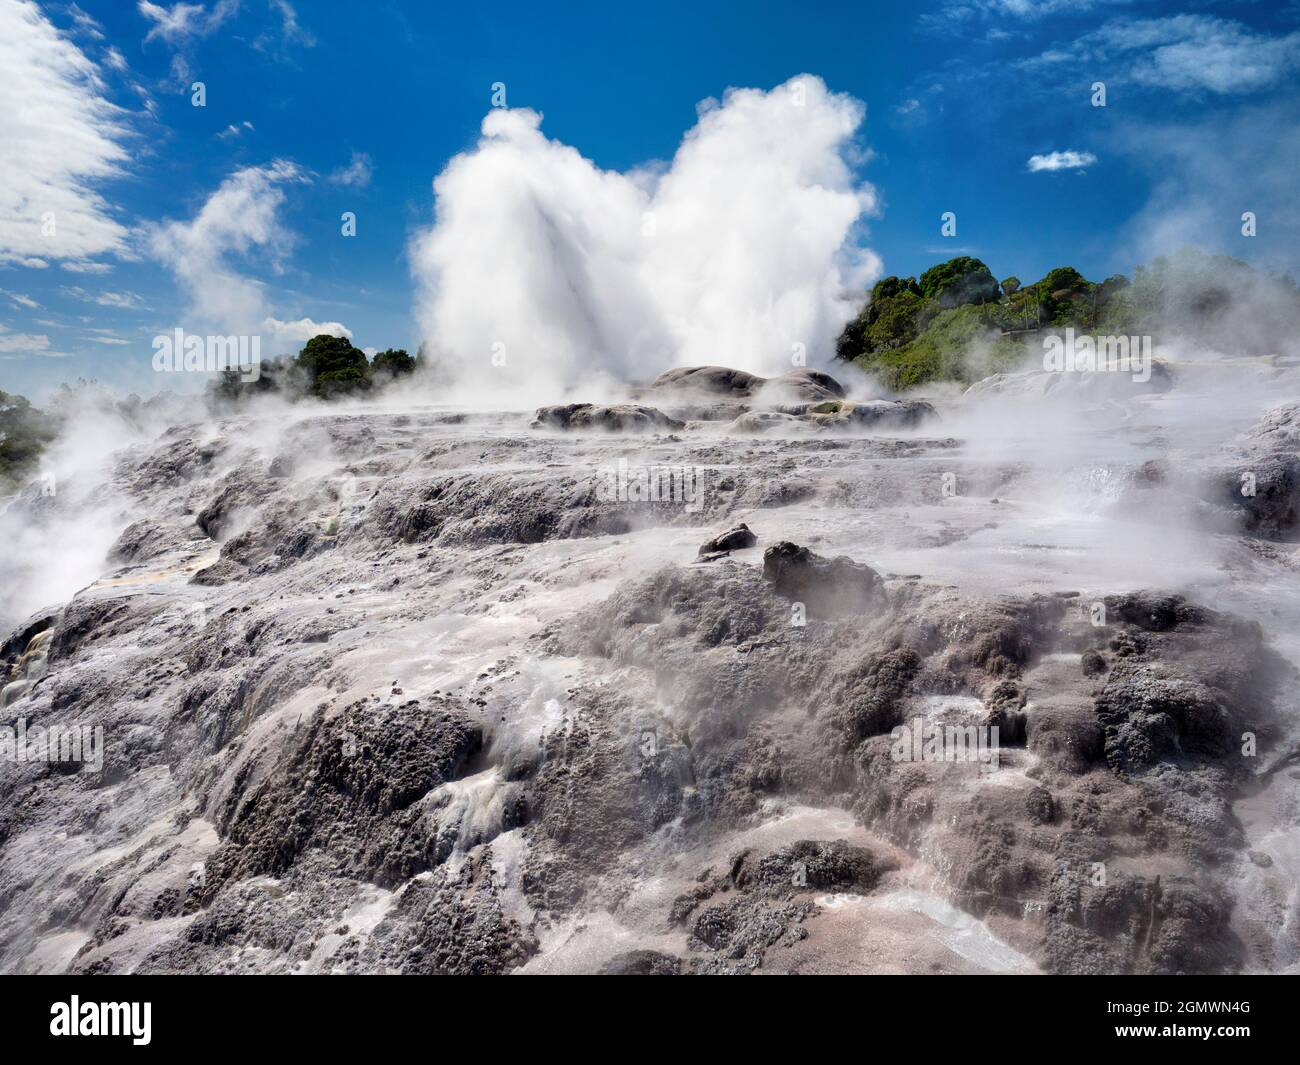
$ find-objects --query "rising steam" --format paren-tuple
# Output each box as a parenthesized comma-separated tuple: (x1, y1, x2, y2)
(411, 75, 881, 400)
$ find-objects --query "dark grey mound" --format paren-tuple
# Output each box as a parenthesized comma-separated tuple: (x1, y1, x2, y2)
(771, 398, 937, 430)
(1213, 451, 1300, 541)
(698, 523, 757, 556)
(107, 519, 185, 564)
(531, 403, 685, 432)
(753, 369, 847, 403)
(649, 366, 764, 396)
(673, 840, 891, 974)
(189, 558, 247, 586)
(202, 697, 483, 895)
(650, 365, 846, 404)
(762, 541, 883, 617)
(1203, 403, 1300, 540)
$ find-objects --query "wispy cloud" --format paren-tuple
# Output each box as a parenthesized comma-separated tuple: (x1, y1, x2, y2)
(263, 0, 312, 48)
(1022, 16, 1300, 95)
(1027, 149, 1096, 172)
(137, 0, 238, 86)
(2, 290, 40, 310)
(66, 2, 105, 40)
(137, 0, 236, 45)
(328, 151, 373, 189)
(0, 0, 132, 266)
(217, 119, 255, 140)
(0, 326, 67, 358)
(63, 286, 144, 309)
(147, 160, 349, 352)
(922, 0, 1132, 37)
(61, 260, 114, 274)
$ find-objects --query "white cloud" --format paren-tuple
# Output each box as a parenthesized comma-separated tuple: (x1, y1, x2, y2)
(63, 286, 144, 308)
(61, 260, 113, 274)
(0, 0, 132, 266)
(1027, 149, 1097, 172)
(1023, 16, 1300, 95)
(262, 316, 351, 349)
(0, 326, 58, 356)
(103, 45, 128, 72)
(147, 160, 302, 331)
(2, 290, 40, 310)
(138, 0, 235, 45)
(138, 0, 238, 86)
(922, 0, 1131, 36)
(265, 0, 313, 48)
(217, 119, 255, 140)
(66, 3, 105, 39)
(86, 334, 130, 345)
(147, 160, 351, 355)
(411, 75, 880, 398)
(329, 151, 373, 189)
(94, 290, 142, 308)
(948, 0, 1125, 17)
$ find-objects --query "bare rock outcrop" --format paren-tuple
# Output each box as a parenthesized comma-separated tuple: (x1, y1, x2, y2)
(531, 403, 685, 432)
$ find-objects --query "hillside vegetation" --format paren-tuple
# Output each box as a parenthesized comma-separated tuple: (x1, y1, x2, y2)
(211, 335, 420, 403)
(0, 390, 58, 490)
(837, 249, 1300, 390)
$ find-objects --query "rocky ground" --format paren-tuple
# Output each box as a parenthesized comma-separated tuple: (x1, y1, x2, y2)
(1, 360, 1298, 974)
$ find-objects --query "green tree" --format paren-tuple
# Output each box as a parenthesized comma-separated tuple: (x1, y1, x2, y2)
(1023, 266, 1094, 327)
(0, 391, 58, 488)
(294, 334, 371, 398)
(371, 348, 416, 378)
(836, 276, 929, 360)
(918, 256, 1001, 308)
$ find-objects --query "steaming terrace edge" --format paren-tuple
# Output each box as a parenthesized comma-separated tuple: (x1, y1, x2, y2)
(5, 0, 1300, 985)
(2, 356, 1298, 975)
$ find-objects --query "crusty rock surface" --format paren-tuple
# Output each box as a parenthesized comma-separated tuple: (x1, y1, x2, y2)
(762, 540, 884, 617)
(2, 362, 1297, 976)
(531, 403, 685, 433)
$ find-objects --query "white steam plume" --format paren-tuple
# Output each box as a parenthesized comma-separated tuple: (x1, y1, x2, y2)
(411, 75, 880, 400)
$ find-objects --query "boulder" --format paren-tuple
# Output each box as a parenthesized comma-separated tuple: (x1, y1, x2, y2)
(1210, 407, 1300, 539)
(531, 403, 685, 433)
(651, 365, 848, 406)
(649, 366, 763, 397)
(752, 369, 846, 404)
(805, 398, 937, 430)
(761, 541, 883, 616)
(698, 523, 757, 556)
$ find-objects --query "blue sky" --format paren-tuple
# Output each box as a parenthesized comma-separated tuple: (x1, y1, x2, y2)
(3, 0, 1300, 398)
